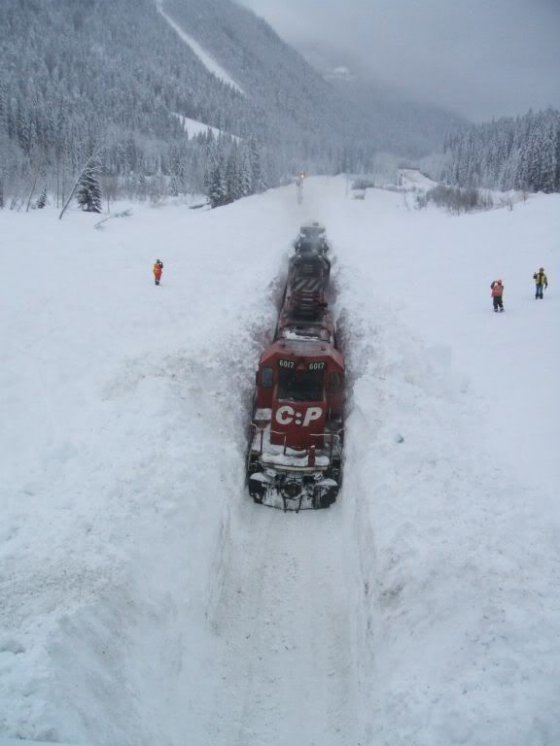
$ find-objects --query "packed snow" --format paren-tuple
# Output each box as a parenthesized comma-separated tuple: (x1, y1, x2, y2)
(1, 177, 559, 745)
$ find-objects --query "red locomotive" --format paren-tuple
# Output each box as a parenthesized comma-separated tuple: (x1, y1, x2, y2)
(247, 223, 345, 510)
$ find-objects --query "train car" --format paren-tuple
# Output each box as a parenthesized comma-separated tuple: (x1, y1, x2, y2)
(293, 221, 330, 255)
(246, 225, 344, 511)
(276, 233, 331, 333)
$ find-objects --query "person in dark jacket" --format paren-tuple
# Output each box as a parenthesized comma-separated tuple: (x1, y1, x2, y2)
(533, 267, 548, 299)
(490, 279, 504, 312)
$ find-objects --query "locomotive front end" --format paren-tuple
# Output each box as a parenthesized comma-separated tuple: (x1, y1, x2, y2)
(247, 340, 344, 511)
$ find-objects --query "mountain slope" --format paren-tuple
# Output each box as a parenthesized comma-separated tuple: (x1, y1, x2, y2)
(0, 0, 465, 206)
(160, 0, 373, 156)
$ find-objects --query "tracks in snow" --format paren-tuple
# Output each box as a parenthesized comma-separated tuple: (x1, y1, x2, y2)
(202, 502, 365, 746)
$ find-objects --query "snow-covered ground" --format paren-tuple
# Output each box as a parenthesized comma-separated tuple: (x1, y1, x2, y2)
(1, 178, 559, 745)
(398, 168, 438, 190)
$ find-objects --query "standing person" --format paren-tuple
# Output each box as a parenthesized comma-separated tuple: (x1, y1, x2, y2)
(153, 259, 164, 286)
(490, 279, 504, 312)
(532, 267, 548, 299)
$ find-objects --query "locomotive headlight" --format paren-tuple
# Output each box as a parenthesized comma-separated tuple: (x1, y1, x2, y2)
(282, 480, 301, 499)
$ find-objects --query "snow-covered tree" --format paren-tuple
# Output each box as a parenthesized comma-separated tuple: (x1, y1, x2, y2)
(36, 186, 47, 209)
(248, 137, 264, 194)
(207, 154, 227, 208)
(76, 158, 102, 212)
(444, 109, 560, 193)
(225, 146, 242, 202)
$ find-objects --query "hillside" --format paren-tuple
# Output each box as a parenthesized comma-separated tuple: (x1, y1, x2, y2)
(1, 180, 559, 745)
(299, 39, 468, 158)
(0, 0, 463, 205)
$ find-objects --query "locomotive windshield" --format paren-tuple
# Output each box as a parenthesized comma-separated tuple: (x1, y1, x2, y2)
(278, 367, 324, 402)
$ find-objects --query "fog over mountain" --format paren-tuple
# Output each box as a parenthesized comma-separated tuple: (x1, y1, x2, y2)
(238, 0, 560, 122)
(297, 39, 466, 159)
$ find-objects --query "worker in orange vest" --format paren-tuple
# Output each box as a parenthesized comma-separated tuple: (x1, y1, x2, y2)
(490, 279, 504, 312)
(153, 259, 164, 286)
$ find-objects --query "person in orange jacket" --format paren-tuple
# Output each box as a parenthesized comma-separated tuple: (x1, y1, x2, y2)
(490, 279, 504, 312)
(153, 259, 164, 286)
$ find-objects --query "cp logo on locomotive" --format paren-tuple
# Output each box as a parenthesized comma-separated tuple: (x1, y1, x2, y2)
(275, 405, 323, 427)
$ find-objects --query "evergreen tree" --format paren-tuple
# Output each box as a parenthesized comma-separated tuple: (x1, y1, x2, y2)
(539, 116, 559, 193)
(208, 154, 227, 208)
(36, 185, 47, 209)
(239, 145, 253, 197)
(248, 137, 264, 194)
(76, 158, 102, 212)
(225, 146, 241, 203)
(444, 108, 560, 193)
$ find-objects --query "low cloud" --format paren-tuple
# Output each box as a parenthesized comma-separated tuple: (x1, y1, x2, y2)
(238, 0, 560, 120)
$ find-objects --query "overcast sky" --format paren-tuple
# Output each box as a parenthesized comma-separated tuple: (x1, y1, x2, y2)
(237, 0, 560, 121)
